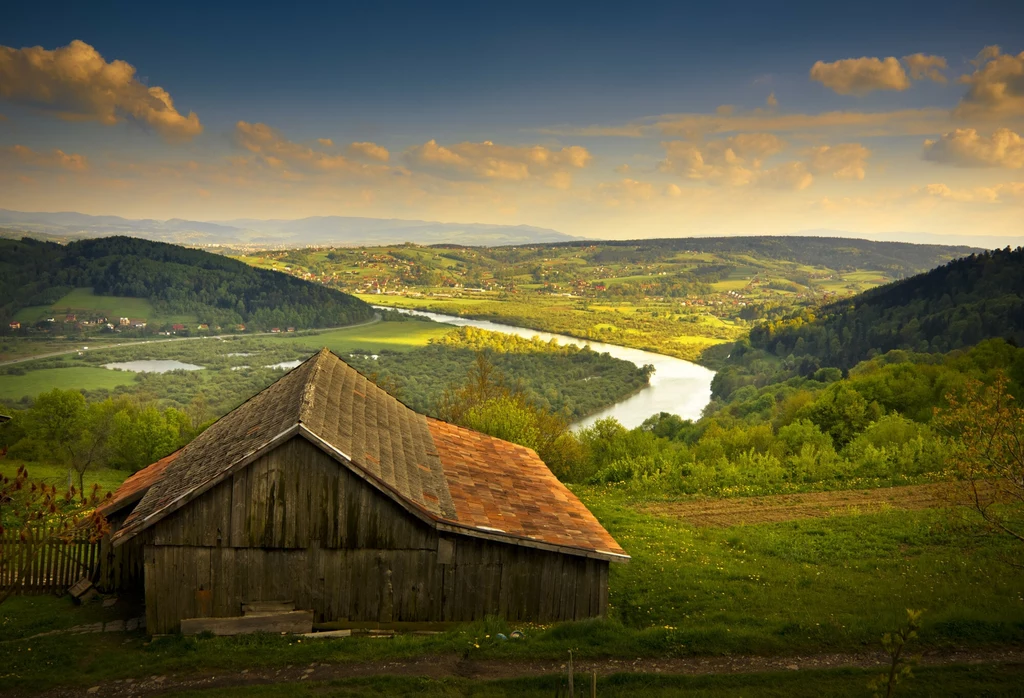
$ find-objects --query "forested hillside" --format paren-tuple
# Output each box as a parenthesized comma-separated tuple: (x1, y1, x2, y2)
(0, 236, 372, 331)
(541, 236, 977, 276)
(713, 247, 1024, 401)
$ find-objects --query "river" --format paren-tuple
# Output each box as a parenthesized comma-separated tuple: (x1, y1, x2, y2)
(378, 307, 716, 430)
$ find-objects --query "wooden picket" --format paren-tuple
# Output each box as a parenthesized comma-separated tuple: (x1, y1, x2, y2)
(0, 528, 101, 595)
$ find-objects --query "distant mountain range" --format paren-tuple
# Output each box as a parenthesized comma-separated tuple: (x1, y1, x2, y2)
(0, 209, 579, 247)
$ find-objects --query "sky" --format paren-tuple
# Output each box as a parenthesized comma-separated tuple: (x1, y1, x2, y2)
(1, 0, 1023, 242)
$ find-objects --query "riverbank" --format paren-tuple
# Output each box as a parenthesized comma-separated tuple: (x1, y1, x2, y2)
(376, 306, 716, 428)
(360, 295, 736, 367)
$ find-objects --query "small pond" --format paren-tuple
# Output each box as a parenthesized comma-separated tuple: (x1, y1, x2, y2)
(265, 360, 304, 370)
(103, 360, 204, 373)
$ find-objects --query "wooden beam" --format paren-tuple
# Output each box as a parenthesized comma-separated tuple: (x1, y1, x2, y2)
(180, 610, 313, 636)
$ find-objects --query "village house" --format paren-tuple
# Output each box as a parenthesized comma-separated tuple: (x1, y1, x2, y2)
(8, 321, 19, 330)
(105, 349, 627, 634)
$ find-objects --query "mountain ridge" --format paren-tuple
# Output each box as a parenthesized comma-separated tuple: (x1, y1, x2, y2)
(0, 209, 578, 247)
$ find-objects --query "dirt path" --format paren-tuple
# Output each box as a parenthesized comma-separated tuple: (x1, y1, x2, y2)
(35, 646, 1024, 697)
(644, 482, 968, 527)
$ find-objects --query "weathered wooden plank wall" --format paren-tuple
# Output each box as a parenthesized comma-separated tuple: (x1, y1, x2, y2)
(144, 437, 609, 634)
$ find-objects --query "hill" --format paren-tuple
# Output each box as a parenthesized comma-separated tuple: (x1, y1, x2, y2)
(712, 246, 1024, 400)
(539, 235, 979, 277)
(0, 236, 373, 332)
(0, 209, 578, 247)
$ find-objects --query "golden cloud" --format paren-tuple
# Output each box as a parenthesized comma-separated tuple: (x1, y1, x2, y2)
(923, 127, 1024, 168)
(658, 134, 818, 189)
(0, 40, 201, 141)
(347, 141, 390, 162)
(659, 133, 786, 185)
(544, 107, 951, 140)
(597, 178, 657, 207)
(806, 143, 871, 180)
(810, 56, 910, 95)
(902, 53, 948, 83)
(954, 47, 1024, 118)
(233, 122, 391, 178)
(404, 139, 591, 184)
(4, 144, 89, 171)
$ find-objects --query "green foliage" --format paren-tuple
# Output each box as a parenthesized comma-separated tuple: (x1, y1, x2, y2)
(870, 609, 925, 698)
(556, 341, 1022, 497)
(345, 326, 650, 420)
(7, 389, 197, 482)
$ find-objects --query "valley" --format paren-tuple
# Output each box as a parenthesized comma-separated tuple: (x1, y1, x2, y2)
(1, 234, 1022, 697)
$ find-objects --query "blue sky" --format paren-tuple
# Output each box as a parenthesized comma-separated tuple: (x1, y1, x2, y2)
(1, 0, 1022, 240)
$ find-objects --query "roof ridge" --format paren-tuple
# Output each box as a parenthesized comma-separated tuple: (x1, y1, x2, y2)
(299, 347, 331, 424)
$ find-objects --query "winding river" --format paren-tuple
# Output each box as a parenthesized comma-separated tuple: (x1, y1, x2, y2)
(378, 307, 716, 429)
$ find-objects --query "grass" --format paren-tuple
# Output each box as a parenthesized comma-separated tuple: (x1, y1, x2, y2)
(0, 461, 128, 494)
(356, 294, 490, 309)
(280, 320, 455, 353)
(0, 485, 1022, 692)
(581, 486, 1024, 653)
(145, 665, 1024, 697)
(0, 366, 138, 401)
(15, 289, 155, 323)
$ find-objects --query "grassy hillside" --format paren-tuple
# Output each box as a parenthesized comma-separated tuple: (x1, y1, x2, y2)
(0, 236, 373, 334)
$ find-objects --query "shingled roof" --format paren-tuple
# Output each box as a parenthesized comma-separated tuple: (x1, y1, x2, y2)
(98, 449, 180, 518)
(112, 349, 627, 561)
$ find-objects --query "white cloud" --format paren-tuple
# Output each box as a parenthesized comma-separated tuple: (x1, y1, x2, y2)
(0, 40, 201, 141)
(923, 128, 1024, 168)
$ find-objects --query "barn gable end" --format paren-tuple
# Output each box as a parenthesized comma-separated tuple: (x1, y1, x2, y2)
(144, 437, 607, 633)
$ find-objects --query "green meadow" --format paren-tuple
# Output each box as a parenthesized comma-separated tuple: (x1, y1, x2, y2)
(13, 288, 198, 325)
(0, 366, 138, 402)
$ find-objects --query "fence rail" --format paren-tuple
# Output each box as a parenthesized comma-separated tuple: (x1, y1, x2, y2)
(0, 529, 101, 594)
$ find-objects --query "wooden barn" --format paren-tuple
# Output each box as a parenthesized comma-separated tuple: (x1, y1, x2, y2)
(109, 349, 628, 634)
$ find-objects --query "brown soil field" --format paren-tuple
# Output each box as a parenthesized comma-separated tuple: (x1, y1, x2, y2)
(644, 482, 971, 527)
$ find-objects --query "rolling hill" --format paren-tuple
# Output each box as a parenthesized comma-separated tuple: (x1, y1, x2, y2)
(0, 236, 373, 332)
(713, 246, 1024, 400)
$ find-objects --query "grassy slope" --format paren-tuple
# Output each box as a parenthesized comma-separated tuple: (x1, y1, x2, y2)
(0, 366, 138, 401)
(14, 288, 199, 325)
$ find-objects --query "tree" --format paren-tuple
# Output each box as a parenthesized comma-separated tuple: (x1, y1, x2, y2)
(22, 391, 121, 493)
(0, 466, 110, 604)
(935, 373, 1024, 548)
(437, 353, 578, 474)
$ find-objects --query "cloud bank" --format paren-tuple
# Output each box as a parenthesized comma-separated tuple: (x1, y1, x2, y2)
(0, 40, 202, 141)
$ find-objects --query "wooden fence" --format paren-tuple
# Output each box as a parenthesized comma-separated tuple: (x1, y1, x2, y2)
(0, 529, 101, 595)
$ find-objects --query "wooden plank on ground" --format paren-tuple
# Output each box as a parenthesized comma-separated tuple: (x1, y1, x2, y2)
(180, 610, 313, 636)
